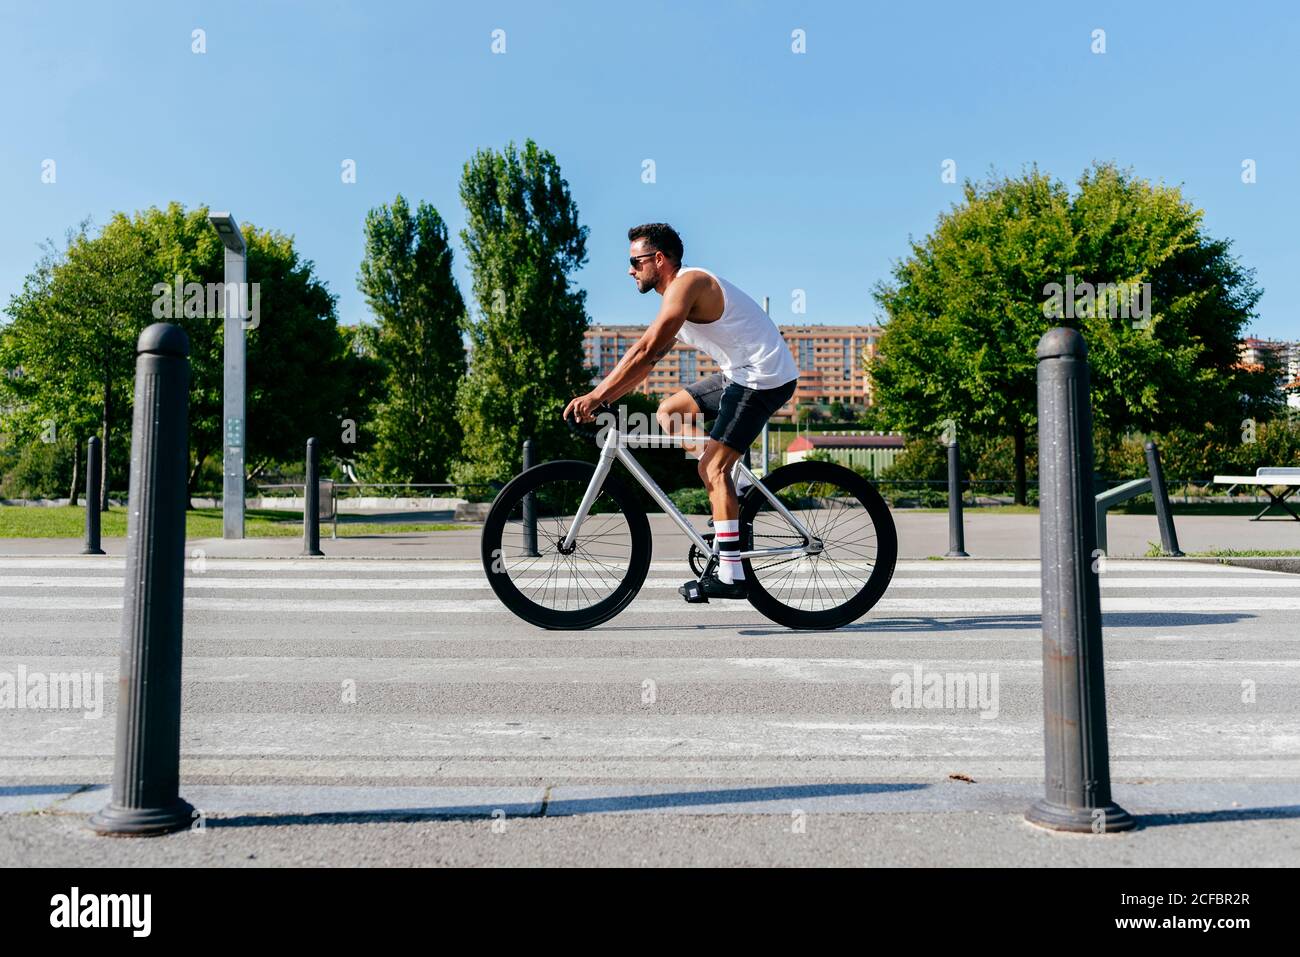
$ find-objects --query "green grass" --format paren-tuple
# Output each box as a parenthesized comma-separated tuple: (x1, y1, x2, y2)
(0, 505, 465, 538)
(1149, 546, 1300, 558)
(332, 521, 465, 535)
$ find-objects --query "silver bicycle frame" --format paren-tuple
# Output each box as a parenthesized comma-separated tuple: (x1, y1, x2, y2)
(560, 424, 818, 561)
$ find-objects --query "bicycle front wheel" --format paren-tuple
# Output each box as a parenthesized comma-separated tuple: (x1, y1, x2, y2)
(481, 459, 652, 630)
(740, 461, 897, 629)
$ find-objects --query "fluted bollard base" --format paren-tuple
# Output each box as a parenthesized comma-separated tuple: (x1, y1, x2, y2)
(1026, 799, 1135, 834)
(89, 797, 196, 837)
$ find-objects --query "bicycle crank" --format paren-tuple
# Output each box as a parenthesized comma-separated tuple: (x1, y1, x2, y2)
(687, 533, 714, 577)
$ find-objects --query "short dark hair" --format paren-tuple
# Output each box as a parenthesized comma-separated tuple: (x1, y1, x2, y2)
(628, 223, 683, 266)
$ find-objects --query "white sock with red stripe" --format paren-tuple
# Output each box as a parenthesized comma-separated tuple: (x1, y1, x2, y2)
(715, 519, 744, 584)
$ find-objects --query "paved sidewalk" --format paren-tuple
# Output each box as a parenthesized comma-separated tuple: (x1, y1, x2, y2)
(5, 781, 1299, 867)
(3, 555, 1298, 866)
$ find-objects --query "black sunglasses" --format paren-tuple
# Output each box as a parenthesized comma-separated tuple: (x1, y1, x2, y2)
(629, 252, 658, 267)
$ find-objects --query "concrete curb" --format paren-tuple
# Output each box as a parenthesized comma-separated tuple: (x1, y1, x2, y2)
(7, 780, 1300, 820)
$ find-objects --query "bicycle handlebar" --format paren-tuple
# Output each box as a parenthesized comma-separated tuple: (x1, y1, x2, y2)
(564, 402, 614, 442)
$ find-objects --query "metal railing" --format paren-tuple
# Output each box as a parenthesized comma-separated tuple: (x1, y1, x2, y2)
(250, 482, 496, 499)
(186, 476, 1284, 511)
(867, 477, 1283, 508)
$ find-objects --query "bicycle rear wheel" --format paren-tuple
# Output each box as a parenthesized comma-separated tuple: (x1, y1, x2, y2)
(740, 461, 897, 629)
(481, 459, 652, 630)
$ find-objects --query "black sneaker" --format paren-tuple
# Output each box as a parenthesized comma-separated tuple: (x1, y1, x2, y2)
(679, 570, 749, 602)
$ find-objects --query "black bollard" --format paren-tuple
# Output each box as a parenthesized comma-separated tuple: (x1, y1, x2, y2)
(1026, 328, 1132, 833)
(1144, 441, 1183, 557)
(945, 439, 969, 557)
(81, 436, 106, 555)
(522, 438, 539, 558)
(89, 324, 195, 837)
(303, 437, 323, 557)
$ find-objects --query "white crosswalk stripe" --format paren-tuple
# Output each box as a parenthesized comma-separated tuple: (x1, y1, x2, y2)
(2, 556, 1298, 807)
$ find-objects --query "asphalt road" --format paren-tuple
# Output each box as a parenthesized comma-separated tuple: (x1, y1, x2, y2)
(2, 553, 1298, 866)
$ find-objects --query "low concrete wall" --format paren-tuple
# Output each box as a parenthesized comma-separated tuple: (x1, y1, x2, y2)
(246, 496, 468, 512)
(0, 498, 127, 507)
(453, 502, 493, 521)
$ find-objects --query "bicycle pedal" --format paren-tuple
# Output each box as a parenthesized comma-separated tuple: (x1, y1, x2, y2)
(678, 580, 709, 603)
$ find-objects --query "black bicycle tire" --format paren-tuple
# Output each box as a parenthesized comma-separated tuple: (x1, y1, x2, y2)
(740, 460, 897, 629)
(481, 459, 652, 630)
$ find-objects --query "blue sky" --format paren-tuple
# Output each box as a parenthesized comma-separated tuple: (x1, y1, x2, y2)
(1, 0, 1296, 338)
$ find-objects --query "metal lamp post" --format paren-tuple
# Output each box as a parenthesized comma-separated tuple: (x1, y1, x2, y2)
(208, 212, 246, 540)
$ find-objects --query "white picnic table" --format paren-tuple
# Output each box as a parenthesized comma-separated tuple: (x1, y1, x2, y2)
(1212, 467, 1300, 521)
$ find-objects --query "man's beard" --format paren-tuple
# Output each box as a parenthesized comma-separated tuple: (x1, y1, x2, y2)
(637, 271, 657, 293)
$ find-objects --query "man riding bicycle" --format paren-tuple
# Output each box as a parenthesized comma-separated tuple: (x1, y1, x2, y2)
(563, 223, 799, 601)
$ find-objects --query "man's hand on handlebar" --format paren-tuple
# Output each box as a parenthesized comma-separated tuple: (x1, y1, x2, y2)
(563, 392, 604, 424)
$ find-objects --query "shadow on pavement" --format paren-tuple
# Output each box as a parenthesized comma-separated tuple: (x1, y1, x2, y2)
(0, 784, 84, 797)
(1133, 805, 1300, 828)
(201, 783, 929, 828)
(543, 782, 927, 816)
(207, 808, 537, 827)
(737, 612, 1255, 637)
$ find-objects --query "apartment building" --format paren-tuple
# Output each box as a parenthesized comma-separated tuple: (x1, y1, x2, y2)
(583, 323, 882, 419)
(1238, 337, 1300, 409)
(1239, 337, 1289, 370)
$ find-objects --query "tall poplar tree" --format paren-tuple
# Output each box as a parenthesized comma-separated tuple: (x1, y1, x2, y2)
(357, 196, 467, 481)
(452, 140, 592, 486)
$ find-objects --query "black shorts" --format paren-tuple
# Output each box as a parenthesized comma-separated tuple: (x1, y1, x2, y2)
(683, 373, 798, 453)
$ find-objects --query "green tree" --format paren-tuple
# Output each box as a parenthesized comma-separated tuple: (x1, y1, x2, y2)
(138, 205, 374, 488)
(1, 204, 379, 504)
(452, 140, 592, 485)
(880, 437, 948, 482)
(854, 403, 887, 430)
(871, 163, 1269, 503)
(356, 195, 467, 482)
(0, 434, 77, 500)
(333, 323, 386, 477)
(1069, 163, 1274, 455)
(1, 219, 154, 509)
(795, 403, 823, 426)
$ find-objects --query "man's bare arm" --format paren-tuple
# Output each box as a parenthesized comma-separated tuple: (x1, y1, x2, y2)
(591, 275, 703, 404)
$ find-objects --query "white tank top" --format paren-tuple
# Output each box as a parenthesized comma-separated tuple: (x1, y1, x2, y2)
(673, 267, 799, 390)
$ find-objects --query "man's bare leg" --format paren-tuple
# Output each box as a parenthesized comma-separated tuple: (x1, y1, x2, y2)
(698, 440, 745, 584)
(658, 389, 747, 522)
(656, 389, 711, 459)
(697, 440, 742, 522)
(660, 390, 748, 593)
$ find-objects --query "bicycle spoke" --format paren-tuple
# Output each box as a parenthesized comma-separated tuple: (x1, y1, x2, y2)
(746, 471, 889, 615)
(496, 474, 638, 614)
